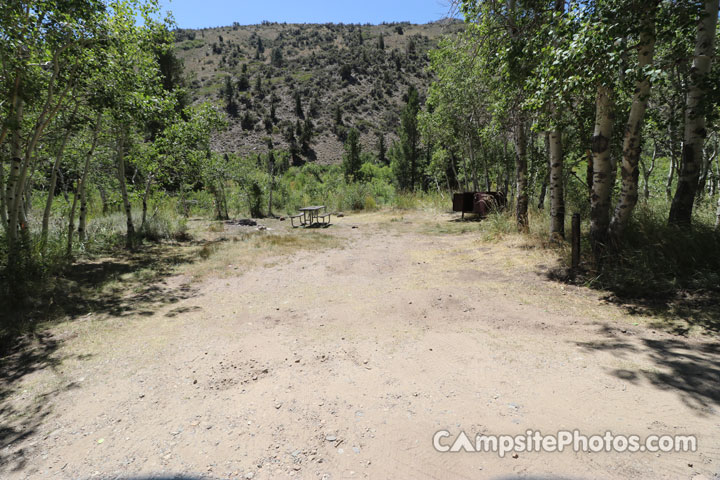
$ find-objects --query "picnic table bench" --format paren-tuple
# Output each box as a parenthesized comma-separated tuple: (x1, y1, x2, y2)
(291, 206, 331, 227)
(289, 213, 305, 227)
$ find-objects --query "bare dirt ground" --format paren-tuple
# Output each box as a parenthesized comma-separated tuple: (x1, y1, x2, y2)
(2, 211, 719, 480)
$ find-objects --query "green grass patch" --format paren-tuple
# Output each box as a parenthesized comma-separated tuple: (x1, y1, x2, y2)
(176, 38, 205, 50)
(292, 71, 314, 83)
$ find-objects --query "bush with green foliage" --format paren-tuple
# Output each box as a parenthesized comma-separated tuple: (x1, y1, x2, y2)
(343, 128, 362, 181)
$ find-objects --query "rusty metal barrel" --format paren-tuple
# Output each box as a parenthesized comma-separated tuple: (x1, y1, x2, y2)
(453, 191, 506, 217)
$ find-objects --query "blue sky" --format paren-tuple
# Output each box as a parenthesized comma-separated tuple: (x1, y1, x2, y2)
(160, 0, 456, 29)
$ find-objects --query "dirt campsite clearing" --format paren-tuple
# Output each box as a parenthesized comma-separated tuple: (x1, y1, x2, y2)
(2, 211, 719, 480)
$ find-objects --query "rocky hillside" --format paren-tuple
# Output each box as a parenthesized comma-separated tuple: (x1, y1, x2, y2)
(173, 20, 464, 164)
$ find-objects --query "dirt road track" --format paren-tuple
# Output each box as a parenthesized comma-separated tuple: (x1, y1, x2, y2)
(2, 212, 718, 479)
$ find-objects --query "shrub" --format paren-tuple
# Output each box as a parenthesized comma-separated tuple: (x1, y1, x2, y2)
(342, 182, 370, 210)
(248, 181, 264, 218)
(140, 214, 189, 242)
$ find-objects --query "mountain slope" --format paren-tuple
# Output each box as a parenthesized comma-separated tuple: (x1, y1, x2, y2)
(174, 20, 464, 164)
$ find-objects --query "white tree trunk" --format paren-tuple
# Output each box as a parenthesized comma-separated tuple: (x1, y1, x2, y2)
(666, 152, 676, 200)
(42, 102, 82, 251)
(78, 113, 102, 243)
(116, 129, 135, 248)
(609, 9, 657, 238)
(700, 138, 717, 196)
(549, 128, 564, 240)
(41, 130, 71, 252)
(69, 119, 99, 255)
(640, 140, 657, 200)
(11, 75, 69, 243)
(140, 174, 153, 232)
(713, 140, 720, 195)
(98, 184, 109, 215)
(0, 74, 21, 152)
(468, 135, 479, 193)
(461, 154, 470, 192)
(8, 62, 74, 258)
(5, 100, 24, 247)
(669, 0, 719, 225)
(66, 181, 79, 257)
(483, 152, 491, 192)
(590, 85, 614, 252)
(0, 153, 6, 234)
(514, 121, 529, 231)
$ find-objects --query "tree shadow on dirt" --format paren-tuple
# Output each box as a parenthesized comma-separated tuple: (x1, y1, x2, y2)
(0, 331, 91, 473)
(612, 293, 720, 337)
(576, 325, 720, 415)
(0, 239, 227, 347)
(550, 266, 720, 336)
(55, 246, 200, 318)
(547, 214, 720, 336)
(0, 238, 242, 476)
(0, 239, 229, 473)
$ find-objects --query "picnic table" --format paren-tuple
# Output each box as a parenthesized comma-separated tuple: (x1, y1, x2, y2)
(291, 205, 330, 227)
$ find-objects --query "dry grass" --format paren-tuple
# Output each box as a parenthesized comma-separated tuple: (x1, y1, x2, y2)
(183, 227, 345, 279)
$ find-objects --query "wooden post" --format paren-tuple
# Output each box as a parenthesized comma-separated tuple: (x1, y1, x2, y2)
(571, 213, 581, 271)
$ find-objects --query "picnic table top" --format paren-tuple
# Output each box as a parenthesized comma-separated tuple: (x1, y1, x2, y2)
(299, 205, 326, 211)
